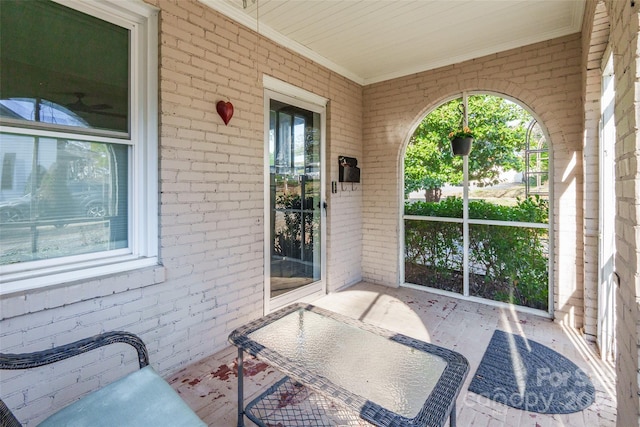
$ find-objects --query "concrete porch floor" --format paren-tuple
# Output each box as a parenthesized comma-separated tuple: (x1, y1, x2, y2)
(168, 282, 616, 426)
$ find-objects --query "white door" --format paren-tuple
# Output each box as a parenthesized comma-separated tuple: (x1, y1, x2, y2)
(264, 82, 326, 313)
(598, 54, 616, 361)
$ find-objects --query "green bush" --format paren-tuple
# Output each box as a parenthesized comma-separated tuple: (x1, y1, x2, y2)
(404, 196, 549, 310)
(274, 193, 317, 261)
(406, 196, 463, 218)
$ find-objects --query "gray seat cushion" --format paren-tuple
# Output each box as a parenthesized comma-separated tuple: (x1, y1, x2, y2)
(38, 366, 205, 427)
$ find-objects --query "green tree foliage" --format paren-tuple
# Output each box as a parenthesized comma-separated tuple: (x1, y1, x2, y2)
(405, 95, 532, 200)
(404, 95, 549, 310)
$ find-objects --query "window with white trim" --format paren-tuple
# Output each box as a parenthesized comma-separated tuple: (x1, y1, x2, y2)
(0, 0, 158, 294)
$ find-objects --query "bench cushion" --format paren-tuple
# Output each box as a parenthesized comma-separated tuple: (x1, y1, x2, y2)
(38, 366, 205, 427)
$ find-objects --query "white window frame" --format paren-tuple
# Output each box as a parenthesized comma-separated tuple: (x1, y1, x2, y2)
(0, 0, 159, 296)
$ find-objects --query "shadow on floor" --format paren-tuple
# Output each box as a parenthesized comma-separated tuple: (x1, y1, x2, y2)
(169, 282, 616, 427)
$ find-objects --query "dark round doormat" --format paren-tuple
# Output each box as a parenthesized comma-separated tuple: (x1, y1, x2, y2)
(468, 329, 595, 414)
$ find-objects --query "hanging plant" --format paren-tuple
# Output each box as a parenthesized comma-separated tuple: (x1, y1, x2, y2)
(448, 126, 474, 156)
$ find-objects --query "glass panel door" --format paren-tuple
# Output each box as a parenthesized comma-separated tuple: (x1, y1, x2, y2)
(267, 95, 324, 310)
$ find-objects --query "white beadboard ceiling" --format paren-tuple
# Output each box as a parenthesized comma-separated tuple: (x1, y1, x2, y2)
(200, 0, 586, 85)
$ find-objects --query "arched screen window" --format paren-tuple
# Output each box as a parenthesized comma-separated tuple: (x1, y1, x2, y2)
(404, 93, 550, 312)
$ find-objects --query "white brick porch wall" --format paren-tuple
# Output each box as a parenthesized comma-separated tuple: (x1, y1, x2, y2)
(362, 33, 585, 327)
(0, 1, 362, 425)
(581, 0, 610, 342)
(1, 0, 639, 425)
(603, 0, 640, 425)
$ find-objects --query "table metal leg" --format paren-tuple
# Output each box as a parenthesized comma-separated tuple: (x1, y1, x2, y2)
(237, 349, 244, 427)
(450, 402, 456, 427)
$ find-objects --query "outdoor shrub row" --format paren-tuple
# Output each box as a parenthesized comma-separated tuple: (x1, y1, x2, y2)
(405, 197, 549, 310)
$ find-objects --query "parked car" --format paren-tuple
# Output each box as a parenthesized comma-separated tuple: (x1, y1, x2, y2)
(0, 187, 108, 224)
(0, 194, 32, 223)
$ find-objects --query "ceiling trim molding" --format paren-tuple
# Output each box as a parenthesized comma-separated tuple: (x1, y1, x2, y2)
(199, 0, 365, 85)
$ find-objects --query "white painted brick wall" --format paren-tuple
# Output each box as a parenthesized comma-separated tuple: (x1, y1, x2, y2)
(362, 34, 585, 328)
(2, 0, 639, 425)
(0, 0, 363, 425)
(602, 0, 640, 424)
(581, 0, 610, 342)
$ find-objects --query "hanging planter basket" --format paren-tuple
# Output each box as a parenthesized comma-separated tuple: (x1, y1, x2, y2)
(451, 136, 473, 156)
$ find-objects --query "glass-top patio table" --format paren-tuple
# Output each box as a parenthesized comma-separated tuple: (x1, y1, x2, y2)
(228, 303, 469, 427)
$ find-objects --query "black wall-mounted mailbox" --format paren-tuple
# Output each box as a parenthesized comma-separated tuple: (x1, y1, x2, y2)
(338, 156, 360, 183)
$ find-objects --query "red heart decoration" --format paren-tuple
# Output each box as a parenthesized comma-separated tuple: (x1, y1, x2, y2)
(216, 100, 234, 125)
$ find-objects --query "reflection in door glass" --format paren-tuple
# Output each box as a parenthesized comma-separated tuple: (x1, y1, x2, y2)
(270, 100, 321, 298)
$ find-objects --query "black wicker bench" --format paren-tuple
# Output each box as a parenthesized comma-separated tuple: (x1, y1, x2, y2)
(0, 331, 205, 427)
